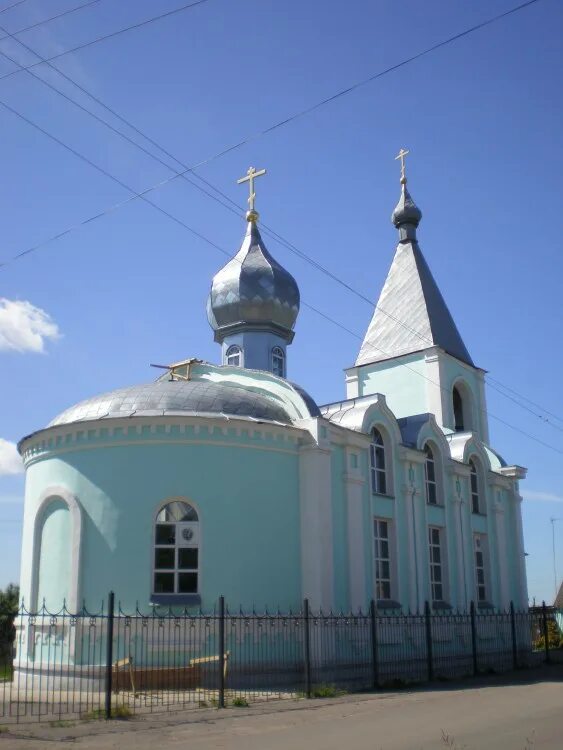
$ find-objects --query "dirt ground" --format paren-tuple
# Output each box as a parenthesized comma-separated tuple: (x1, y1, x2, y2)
(1, 665, 562, 749)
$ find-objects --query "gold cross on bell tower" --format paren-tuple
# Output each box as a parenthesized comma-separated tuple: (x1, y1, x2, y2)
(395, 148, 409, 184)
(237, 166, 266, 222)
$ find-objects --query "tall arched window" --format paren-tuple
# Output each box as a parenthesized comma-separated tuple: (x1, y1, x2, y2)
(226, 345, 242, 367)
(370, 428, 387, 495)
(453, 386, 464, 431)
(272, 346, 285, 377)
(424, 444, 438, 505)
(153, 501, 199, 596)
(469, 459, 481, 514)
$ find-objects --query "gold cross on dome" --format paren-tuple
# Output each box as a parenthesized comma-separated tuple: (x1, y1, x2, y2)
(237, 166, 266, 212)
(395, 148, 409, 182)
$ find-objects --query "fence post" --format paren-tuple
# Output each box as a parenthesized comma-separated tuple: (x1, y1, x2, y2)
(470, 600, 478, 676)
(104, 591, 115, 720)
(303, 598, 312, 698)
(424, 601, 433, 682)
(218, 595, 225, 708)
(510, 601, 518, 670)
(542, 601, 550, 664)
(369, 599, 379, 689)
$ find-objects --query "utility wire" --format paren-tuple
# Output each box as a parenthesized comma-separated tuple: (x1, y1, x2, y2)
(0, 0, 558, 431)
(0, 96, 560, 458)
(0, 0, 213, 81)
(0, 0, 103, 43)
(486, 376, 563, 428)
(0, 0, 30, 15)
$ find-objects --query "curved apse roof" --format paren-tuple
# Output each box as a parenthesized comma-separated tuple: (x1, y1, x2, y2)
(48, 379, 318, 428)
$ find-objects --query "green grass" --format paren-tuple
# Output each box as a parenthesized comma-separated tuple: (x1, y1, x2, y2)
(231, 696, 250, 707)
(49, 719, 76, 728)
(82, 704, 133, 720)
(0, 664, 13, 682)
(0, 725, 9, 734)
(311, 684, 346, 698)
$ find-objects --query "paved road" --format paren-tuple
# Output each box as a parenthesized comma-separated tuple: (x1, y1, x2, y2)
(3, 677, 562, 749)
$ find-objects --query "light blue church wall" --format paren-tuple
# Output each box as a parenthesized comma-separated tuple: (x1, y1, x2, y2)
(355, 353, 427, 419)
(21, 422, 303, 613)
(220, 331, 287, 373)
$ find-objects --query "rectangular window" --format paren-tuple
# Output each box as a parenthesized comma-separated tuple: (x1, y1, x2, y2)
(428, 526, 444, 603)
(370, 444, 387, 495)
(474, 534, 488, 603)
(374, 519, 392, 601)
(154, 520, 199, 596)
(425, 458, 437, 505)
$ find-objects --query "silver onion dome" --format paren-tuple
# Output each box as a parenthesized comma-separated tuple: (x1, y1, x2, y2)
(207, 221, 300, 342)
(392, 182, 422, 228)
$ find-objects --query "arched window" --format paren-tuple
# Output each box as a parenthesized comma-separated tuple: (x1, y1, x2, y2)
(370, 427, 387, 495)
(226, 345, 242, 367)
(469, 459, 481, 514)
(424, 444, 438, 505)
(153, 501, 199, 596)
(272, 346, 285, 377)
(453, 386, 465, 431)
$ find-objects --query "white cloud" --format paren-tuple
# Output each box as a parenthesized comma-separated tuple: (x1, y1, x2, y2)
(0, 439, 23, 476)
(0, 298, 60, 353)
(523, 490, 563, 503)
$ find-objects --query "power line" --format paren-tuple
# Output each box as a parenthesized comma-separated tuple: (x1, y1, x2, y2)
(0, 0, 30, 15)
(0, 0, 545, 265)
(0, 0, 214, 82)
(0, 0, 558, 433)
(0, 0, 103, 43)
(1, 95, 561, 458)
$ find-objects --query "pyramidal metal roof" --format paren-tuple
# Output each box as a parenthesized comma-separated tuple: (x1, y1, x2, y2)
(355, 183, 474, 368)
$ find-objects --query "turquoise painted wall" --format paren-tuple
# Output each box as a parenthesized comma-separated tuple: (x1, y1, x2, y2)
(358, 354, 427, 419)
(22, 425, 302, 613)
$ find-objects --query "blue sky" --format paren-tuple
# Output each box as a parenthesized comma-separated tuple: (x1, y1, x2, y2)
(0, 0, 561, 605)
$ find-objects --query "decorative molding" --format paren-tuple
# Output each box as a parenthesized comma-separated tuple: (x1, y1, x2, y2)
(20, 415, 306, 466)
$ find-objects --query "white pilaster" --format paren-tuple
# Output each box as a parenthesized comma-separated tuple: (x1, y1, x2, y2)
(344, 450, 366, 611)
(493, 499, 509, 609)
(299, 444, 334, 610)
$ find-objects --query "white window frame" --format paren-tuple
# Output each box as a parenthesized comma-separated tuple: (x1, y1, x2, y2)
(226, 345, 242, 367)
(153, 501, 200, 597)
(271, 346, 285, 377)
(374, 518, 392, 601)
(424, 444, 438, 505)
(370, 427, 388, 496)
(469, 458, 482, 514)
(428, 526, 445, 604)
(473, 534, 488, 604)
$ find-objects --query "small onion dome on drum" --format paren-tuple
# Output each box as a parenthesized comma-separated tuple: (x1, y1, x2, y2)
(391, 182, 422, 228)
(207, 221, 300, 342)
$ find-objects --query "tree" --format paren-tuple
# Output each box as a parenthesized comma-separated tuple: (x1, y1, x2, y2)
(0, 583, 19, 663)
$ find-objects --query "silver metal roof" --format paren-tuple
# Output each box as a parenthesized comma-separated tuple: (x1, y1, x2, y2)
(207, 221, 300, 339)
(356, 184, 474, 368)
(49, 380, 298, 427)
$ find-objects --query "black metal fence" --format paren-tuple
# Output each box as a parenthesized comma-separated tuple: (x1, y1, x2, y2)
(1, 596, 562, 724)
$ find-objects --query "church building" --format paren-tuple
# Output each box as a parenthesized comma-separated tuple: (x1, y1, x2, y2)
(17, 158, 528, 615)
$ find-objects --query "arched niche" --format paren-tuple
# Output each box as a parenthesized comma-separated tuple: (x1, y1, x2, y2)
(452, 379, 474, 433)
(31, 487, 82, 613)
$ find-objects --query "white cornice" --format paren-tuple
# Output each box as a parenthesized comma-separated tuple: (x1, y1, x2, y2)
(20, 414, 307, 466)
